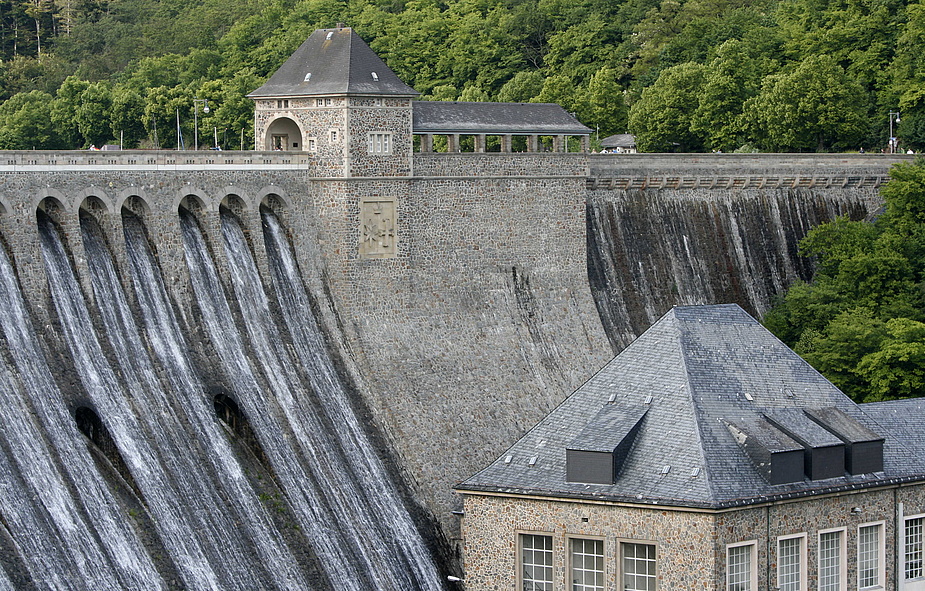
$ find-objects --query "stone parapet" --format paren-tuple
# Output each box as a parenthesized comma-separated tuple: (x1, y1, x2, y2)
(413, 152, 589, 178)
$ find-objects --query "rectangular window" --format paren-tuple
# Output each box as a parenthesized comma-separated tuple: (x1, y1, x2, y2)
(858, 523, 883, 589)
(818, 529, 845, 591)
(307, 138, 316, 152)
(316, 98, 324, 107)
(570, 538, 604, 591)
(521, 533, 553, 591)
(907, 517, 924, 581)
(778, 535, 805, 591)
(368, 132, 392, 154)
(622, 542, 656, 591)
(727, 541, 756, 591)
(330, 129, 339, 143)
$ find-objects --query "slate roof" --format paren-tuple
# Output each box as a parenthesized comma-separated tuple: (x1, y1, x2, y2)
(248, 27, 419, 98)
(600, 133, 636, 148)
(457, 304, 925, 508)
(412, 101, 592, 135)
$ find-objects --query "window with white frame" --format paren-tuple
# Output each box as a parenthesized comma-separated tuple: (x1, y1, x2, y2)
(907, 516, 925, 581)
(622, 542, 656, 591)
(727, 541, 757, 591)
(818, 529, 846, 591)
(330, 129, 339, 143)
(368, 132, 392, 154)
(520, 533, 553, 591)
(778, 534, 806, 591)
(858, 523, 884, 589)
(570, 537, 604, 591)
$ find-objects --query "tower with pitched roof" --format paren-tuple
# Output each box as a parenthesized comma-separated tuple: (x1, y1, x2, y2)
(248, 26, 419, 178)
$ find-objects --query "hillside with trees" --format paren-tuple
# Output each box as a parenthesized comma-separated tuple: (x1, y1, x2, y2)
(0, 0, 921, 150)
(764, 158, 925, 403)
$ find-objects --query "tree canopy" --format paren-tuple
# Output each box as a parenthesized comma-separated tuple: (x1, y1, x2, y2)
(0, 0, 922, 150)
(763, 158, 925, 402)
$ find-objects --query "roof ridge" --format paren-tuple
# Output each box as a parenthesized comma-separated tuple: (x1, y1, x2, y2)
(672, 310, 722, 504)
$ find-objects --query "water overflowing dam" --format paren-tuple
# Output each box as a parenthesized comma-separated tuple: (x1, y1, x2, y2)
(0, 150, 905, 587)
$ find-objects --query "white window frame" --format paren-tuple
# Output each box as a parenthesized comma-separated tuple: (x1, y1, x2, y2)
(777, 533, 807, 591)
(568, 536, 605, 591)
(858, 521, 885, 590)
(329, 129, 340, 143)
(620, 539, 657, 591)
(519, 532, 554, 591)
(906, 514, 925, 583)
(818, 527, 847, 591)
(367, 132, 392, 155)
(726, 540, 758, 591)
(306, 137, 317, 152)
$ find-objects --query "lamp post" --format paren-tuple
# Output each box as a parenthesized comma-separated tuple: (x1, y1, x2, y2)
(889, 111, 901, 154)
(193, 98, 209, 150)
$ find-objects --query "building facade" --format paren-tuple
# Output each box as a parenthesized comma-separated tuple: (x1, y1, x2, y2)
(457, 304, 925, 590)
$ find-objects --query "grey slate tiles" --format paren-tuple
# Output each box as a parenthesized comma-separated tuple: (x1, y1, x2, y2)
(458, 304, 922, 508)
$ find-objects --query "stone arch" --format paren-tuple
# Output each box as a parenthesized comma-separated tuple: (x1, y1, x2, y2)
(256, 186, 292, 212)
(78, 195, 112, 229)
(119, 194, 153, 222)
(221, 187, 252, 210)
(116, 189, 152, 217)
(175, 189, 212, 215)
(36, 194, 69, 226)
(219, 193, 249, 219)
(75, 188, 114, 214)
(263, 115, 304, 152)
(33, 188, 70, 218)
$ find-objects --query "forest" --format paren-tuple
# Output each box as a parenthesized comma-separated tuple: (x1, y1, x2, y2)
(0, 0, 922, 151)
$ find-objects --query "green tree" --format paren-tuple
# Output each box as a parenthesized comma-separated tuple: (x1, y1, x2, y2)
(0, 89, 62, 148)
(690, 39, 767, 152)
(745, 55, 867, 151)
(764, 159, 925, 402)
(628, 61, 705, 152)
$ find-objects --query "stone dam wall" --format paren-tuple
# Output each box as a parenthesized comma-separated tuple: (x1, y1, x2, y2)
(0, 150, 910, 584)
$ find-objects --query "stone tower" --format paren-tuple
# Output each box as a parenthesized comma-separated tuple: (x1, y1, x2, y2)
(248, 26, 420, 178)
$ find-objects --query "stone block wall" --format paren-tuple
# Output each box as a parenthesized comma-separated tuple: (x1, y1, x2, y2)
(460, 494, 716, 591)
(347, 97, 413, 177)
(461, 484, 925, 591)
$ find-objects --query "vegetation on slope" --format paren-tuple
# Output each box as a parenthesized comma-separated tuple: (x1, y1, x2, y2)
(0, 0, 923, 150)
(764, 158, 925, 402)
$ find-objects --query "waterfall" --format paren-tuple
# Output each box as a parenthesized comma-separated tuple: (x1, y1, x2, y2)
(0, 224, 160, 589)
(261, 207, 445, 589)
(177, 205, 443, 590)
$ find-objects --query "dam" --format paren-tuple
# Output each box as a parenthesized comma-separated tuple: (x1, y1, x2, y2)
(0, 21, 911, 591)
(0, 146, 907, 588)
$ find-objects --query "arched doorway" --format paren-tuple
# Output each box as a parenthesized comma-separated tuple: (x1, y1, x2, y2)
(264, 117, 303, 151)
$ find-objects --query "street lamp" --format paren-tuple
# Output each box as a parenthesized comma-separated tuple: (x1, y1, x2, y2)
(889, 111, 901, 154)
(193, 98, 209, 150)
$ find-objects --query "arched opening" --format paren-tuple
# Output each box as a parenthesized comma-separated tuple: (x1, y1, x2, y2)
(75, 406, 140, 495)
(220, 194, 248, 219)
(78, 195, 108, 219)
(178, 194, 207, 217)
(121, 195, 151, 223)
(214, 393, 269, 468)
(36, 196, 67, 226)
(264, 117, 302, 151)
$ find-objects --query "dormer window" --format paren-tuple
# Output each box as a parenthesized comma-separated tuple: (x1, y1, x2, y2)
(304, 72, 311, 82)
(371, 72, 379, 81)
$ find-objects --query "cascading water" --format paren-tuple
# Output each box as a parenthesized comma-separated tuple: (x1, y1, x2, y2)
(176, 205, 443, 590)
(0, 221, 160, 590)
(80, 211, 312, 590)
(260, 207, 445, 588)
